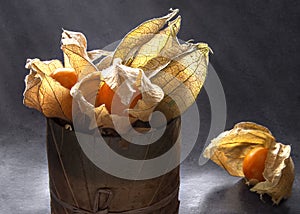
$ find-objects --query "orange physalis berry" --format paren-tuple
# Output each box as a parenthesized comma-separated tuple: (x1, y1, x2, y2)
(50, 68, 78, 90)
(243, 147, 269, 182)
(95, 82, 142, 114)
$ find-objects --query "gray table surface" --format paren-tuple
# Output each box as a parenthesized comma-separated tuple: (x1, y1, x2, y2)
(0, 117, 299, 214)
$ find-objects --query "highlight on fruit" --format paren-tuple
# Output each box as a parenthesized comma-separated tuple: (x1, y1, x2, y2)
(23, 9, 210, 132)
(203, 122, 294, 205)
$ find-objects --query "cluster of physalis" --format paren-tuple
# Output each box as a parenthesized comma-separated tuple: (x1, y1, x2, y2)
(23, 9, 209, 133)
(23, 8, 294, 205)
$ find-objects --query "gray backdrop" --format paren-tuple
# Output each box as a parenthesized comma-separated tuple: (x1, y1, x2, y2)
(0, 0, 299, 213)
(1, 0, 300, 136)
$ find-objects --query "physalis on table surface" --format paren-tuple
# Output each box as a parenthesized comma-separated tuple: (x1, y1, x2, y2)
(203, 122, 294, 205)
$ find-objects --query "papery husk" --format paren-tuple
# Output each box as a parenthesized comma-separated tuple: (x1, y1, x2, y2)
(61, 30, 98, 80)
(24, 9, 210, 129)
(70, 59, 164, 133)
(203, 122, 295, 204)
(112, 8, 180, 63)
(23, 30, 100, 121)
(152, 43, 209, 120)
(24, 59, 73, 121)
(98, 9, 210, 122)
(203, 122, 275, 177)
(250, 142, 294, 205)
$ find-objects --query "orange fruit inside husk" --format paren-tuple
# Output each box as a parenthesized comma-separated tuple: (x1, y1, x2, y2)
(243, 147, 269, 182)
(50, 68, 78, 90)
(95, 82, 142, 114)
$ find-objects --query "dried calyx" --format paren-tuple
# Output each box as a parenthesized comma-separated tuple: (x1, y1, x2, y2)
(203, 122, 294, 205)
(23, 9, 210, 132)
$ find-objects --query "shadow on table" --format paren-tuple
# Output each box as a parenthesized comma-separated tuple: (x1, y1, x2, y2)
(198, 179, 295, 214)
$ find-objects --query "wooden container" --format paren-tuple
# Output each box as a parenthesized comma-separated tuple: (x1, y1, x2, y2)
(46, 117, 181, 214)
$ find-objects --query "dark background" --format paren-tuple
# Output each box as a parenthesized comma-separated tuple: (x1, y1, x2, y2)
(0, 0, 299, 213)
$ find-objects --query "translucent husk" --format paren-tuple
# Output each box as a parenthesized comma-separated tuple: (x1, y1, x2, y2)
(23, 30, 99, 122)
(23, 9, 210, 131)
(203, 122, 295, 204)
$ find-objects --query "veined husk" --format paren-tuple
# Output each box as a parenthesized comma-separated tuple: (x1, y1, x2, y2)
(23, 30, 99, 122)
(203, 122, 294, 204)
(70, 58, 164, 133)
(71, 9, 210, 130)
(23, 9, 210, 131)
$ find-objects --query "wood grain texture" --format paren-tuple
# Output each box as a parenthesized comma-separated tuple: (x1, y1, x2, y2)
(46, 118, 181, 213)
